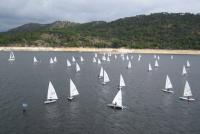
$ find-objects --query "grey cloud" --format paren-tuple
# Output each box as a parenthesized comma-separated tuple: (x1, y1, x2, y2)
(0, 0, 200, 31)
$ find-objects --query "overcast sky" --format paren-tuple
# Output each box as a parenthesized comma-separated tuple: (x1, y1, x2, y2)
(0, 0, 199, 31)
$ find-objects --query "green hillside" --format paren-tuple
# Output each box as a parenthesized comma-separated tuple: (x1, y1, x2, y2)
(0, 13, 200, 49)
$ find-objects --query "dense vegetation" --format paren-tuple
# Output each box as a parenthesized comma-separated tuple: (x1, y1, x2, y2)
(0, 13, 200, 49)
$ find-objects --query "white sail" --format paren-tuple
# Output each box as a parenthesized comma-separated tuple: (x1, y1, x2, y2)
(183, 81, 192, 97)
(107, 57, 110, 62)
(171, 55, 173, 60)
(72, 56, 76, 62)
(99, 67, 104, 78)
(131, 55, 133, 60)
(76, 63, 80, 72)
(47, 81, 58, 100)
(157, 55, 160, 60)
(93, 57, 97, 63)
(155, 60, 159, 67)
(138, 55, 141, 61)
(148, 64, 152, 71)
(103, 70, 110, 83)
(54, 57, 57, 62)
(102, 56, 106, 61)
(182, 66, 187, 75)
(67, 59, 71, 67)
(165, 75, 173, 89)
(80, 56, 84, 62)
(95, 53, 97, 58)
(112, 89, 122, 107)
(97, 59, 101, 64)
(69, 79, 79, 97)
(154, 55, 157, 59)
(186, 60, 190, 68)
(115, 55, 117, 59)
(119, 74, 125, 87)
(8, 51, 15, 61)
(126, 55, 129, 60)
(122, 56, 125, 61)
(33, 56, 38, 63)
(127, 61, 131, 69)
(50, 57, 54, 64)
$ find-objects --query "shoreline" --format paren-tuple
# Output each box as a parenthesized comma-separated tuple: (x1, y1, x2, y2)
(0, 47, 200, 55)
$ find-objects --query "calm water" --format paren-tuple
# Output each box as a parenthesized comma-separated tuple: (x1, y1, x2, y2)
(0, 51, 200, 134)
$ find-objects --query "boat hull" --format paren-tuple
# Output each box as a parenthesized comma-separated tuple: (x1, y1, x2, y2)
(67, 96, 74, 100)
(8, 59, 15, 61)
(44, 100, 57, 104)
(161, 89, 174, 93)
(179, 97, 195, 101)
(107, 104, 125, 110)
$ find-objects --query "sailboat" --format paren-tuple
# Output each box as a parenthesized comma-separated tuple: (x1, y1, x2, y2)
(179, 81, 195, 101)
(118, 74, 125, 89)
(148, 63, 152, 71)
(8, 51, 15, 61)
(76, 63, 80, 72)
(72, 56, 76, 62)
(126, 55, 129, 60)
(182, 66, 187, 75)
(154, 55, 157, 59)
(102, 70, 110, 85)
(66, 59, 71, 67)
(33, 56, 38, 63)
(154, 60, 159, 67)
(157, 55, 160, 60)
(115, 55, 117, 59)
(93, 57, 97, 63)
(127, 61, 131, 69)
(107, 89, 125, 109)
(98, 67, 104, 78)
(171, 55, 174, 60)
(80, 56, 84, 62)
(161, 75, 174, 93)
(44, 81, 58, 104)
(186, 60, 190, 68)
(107, 57, 110, 62)
(49, 57, 54, 64)
(95, 53, 97, 58)
(67, 79, 79, 100)
(97, 59, 101, 65)
(54, 57, 57, 63)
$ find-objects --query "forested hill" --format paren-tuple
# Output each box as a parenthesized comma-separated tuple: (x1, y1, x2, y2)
(0, 13, 200, 49)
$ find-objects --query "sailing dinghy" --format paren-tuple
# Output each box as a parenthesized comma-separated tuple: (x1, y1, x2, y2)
(179, 81, 195, 101)
(98, 67, 104, 78)
(102, 70, 110, 85)
(107, 89, 125, 109)
(44, 81, 58, 104)
(161, 75, 174, 93)
(8, 52, 15, 61)
(118, 74, 125, 89)
(67, 79, 79, 100)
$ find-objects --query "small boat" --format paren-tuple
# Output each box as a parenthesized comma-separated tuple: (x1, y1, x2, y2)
(49, 57, 54, 64)
(157, 55, 160, 60)
(80, 56, 84, 62)
(127, 61, 131, 69)
(95, 53, 97, 58)
(33, 56, 38, 63)
(102, 70, 110, 85)
(54, 57, 57, 63)
(186, 60, 190, 68)
(66, 59, 71, 67)
(67, 79, 79, 100)
(171, 55, 174, 60)
(154, 55, 157, 59)
(161, 75, 174, 93)
(126, 55, 129, 60)
(93, 57, 96, 62)
(102, 56, 106, 61)
(44, 81, 58, 104)
(76, 63, 80, 72)
(138, 54, 141, 61)
(107, 89, 125, 109)
(182, 66, 187, 75)
(8, 51, 15, 61)
(118, 74, 125, 89)
(97, 59, 101, 65)
(98, 67, 103, 78)
(179, 81, 195, 101)
(107, 57, 110, 62)
(154, 60, 159, 67)
(115, 55, 117, 59)
(148, 63, 152, 71)
(72, 56, 76, 62)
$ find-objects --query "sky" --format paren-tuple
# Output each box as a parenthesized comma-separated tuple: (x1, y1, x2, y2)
(0, 0, 200, 31)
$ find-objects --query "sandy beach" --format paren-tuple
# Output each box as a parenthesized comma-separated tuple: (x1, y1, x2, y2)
(0, 47, 200, 55)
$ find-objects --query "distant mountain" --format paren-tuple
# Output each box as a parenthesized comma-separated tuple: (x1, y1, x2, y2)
(0, 13, 200, 49)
